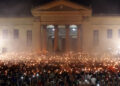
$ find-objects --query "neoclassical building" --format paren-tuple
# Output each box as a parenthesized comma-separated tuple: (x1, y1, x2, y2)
(0, 0, 120, 54)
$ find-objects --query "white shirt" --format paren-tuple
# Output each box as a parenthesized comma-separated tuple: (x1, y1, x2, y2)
(91, 77, 96, 85)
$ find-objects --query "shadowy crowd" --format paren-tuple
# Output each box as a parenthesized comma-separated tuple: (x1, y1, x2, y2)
(0, 60, 120, 86)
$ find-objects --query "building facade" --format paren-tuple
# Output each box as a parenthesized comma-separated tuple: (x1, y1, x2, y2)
(0, 0, 120, 54)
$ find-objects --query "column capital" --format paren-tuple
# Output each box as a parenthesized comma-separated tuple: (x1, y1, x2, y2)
(65, 25, 70, 28)
(54, 25, 58, 28)
(34, 17, 40, 22)
(42, 25, 47, 28)
(77, 24, 82, 28)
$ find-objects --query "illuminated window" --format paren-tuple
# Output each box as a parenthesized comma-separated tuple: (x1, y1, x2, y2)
(2, 48, 7, 53)
(27, 30, 32, 46)
(107, 29, 112, 39)
(14, 29, 19, 39)
(118, 29, 120, 38)
(2, 29, 8, 39)
(47, 25, 55, 35)
(70, 25, 78, 36)
(93, 30, 99, 45)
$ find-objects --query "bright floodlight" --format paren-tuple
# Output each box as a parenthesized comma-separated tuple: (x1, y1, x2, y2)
(52, 28, 55, 31)
(72, 28, 77, 31)
(70, 25, 77, 32)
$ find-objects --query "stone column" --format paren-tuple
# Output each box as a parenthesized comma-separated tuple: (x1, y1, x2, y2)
(54, 25, 59, 52)
(33, 17, 41, 51)
(42, 25, 47, 52)
(65, 25, 70, 52)
(77, 25, 82, 52)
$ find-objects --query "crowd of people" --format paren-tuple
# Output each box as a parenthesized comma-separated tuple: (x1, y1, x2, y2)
(0, 52, 119, 86)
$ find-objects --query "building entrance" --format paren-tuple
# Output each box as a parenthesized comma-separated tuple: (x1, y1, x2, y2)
(42, 25, 82, 53)
(47, 25, 66, 52)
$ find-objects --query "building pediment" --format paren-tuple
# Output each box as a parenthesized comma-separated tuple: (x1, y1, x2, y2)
(32, 0, 91, 16)
(39, 5, 83, 11)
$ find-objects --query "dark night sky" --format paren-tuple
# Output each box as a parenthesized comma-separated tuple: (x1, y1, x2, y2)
(0, 0, 120, 17)
(92, 0, 120, 16)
